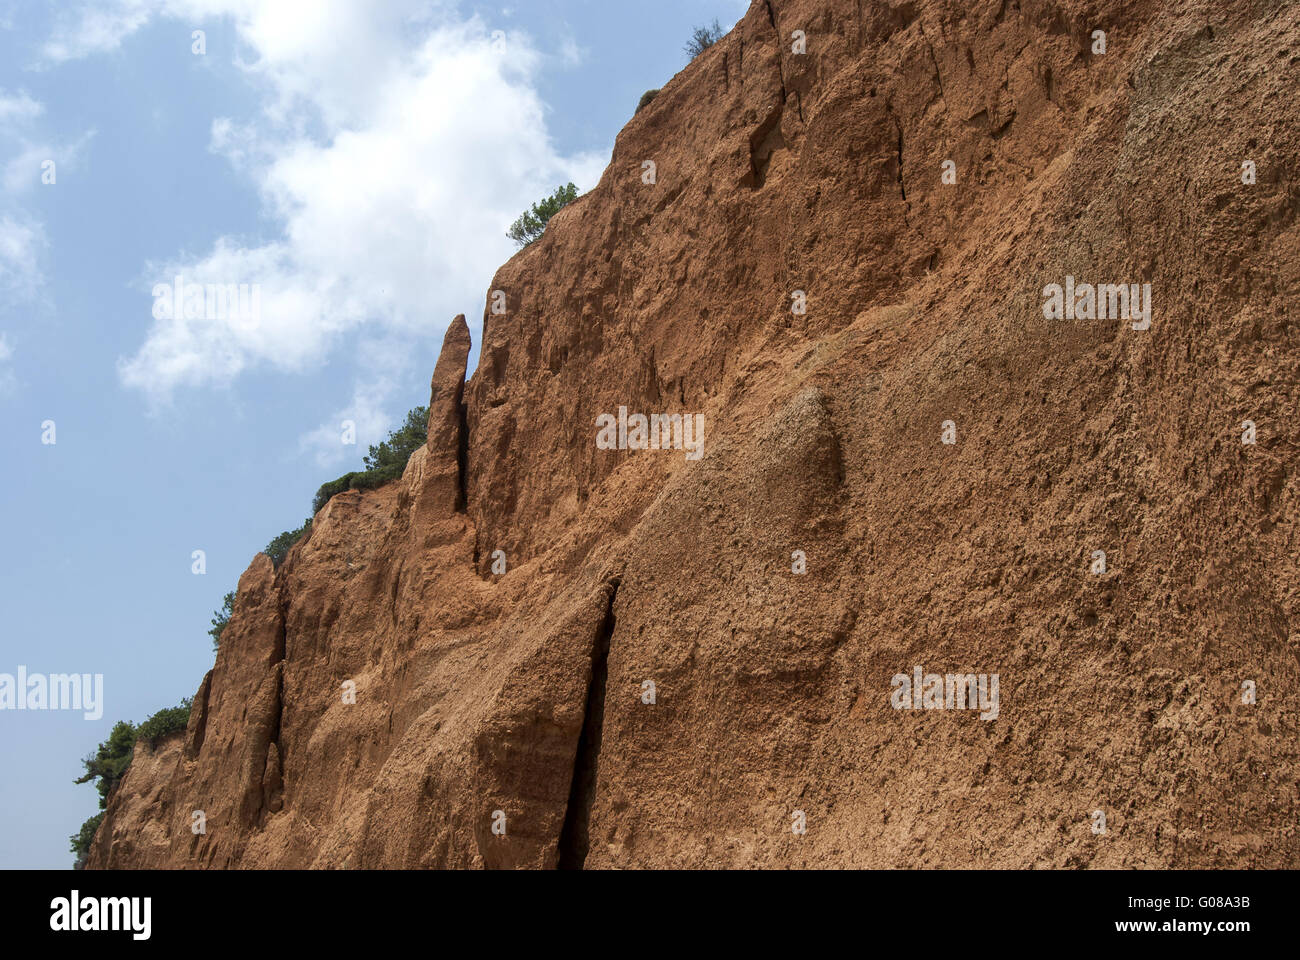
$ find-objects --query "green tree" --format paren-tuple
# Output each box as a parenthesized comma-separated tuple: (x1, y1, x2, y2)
(71, 700, 195, 865)
(70, 812, 104, 868)
(209, 591, 235, 651)
(507, 183, 579, 248)
(74, 720, 139, 809)
(363, 405, 429, 473)
(265, 519, 312, 568)
(138, 699, 193, 744)
(313, 405, 431, 514)
(685, 20, 724, 58)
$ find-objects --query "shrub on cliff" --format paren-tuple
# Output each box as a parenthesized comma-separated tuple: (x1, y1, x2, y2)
(209, 404, 431, 662)
(74, 701, 194, 802)
(312, 469, 400, 515)
(137, 699, 193, 744)
(636, 88, 660, 114)
(363, 405, 429, 473)
(507, 183, 579, 247)
(685, 20, 724, 58)
(265, 518, 312, 568)
(208, 591, 234, 651)
(312, 405, 430, 514)
(71, 699, 193, 864)
(74, 720, 139, 809)
(70, 812, 103, 868)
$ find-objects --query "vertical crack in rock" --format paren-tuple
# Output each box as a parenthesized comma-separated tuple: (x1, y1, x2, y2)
(269, 603, 286, 751)
(260, 660, 286, 823)
(557, 580, 619, 869)
(920, 23, 947, 109)
(273, 587, 288, 663)
(895, 119, 906, 202)
(184, 670, 212, 760)
(272, 670, 284, 748)
(426, 315, 473, 514)
(763, 0, 795, 119)
(390, 561, 403, 627)
(259, 591, 288, 823)
(887, 106, 909, 223)
(240, 655, 285, 829)
(455, 396, 469, 513)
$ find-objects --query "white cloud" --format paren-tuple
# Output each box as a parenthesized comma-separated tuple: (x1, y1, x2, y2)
(558, 35, 585, 68)
(2, 130, 94, 193)
(297, 335, 424, 467)
(0, 332, 13, 392)
(0, 93, 42, 295)
(40, 0, 155, 64)
(208, 116, 262, 170)
(0, 90, 43, 123)
(62, 1, 605, 404)
(298, 379, 396, 469)
(0, 215, 43, 298)
(1, 144, 48, 192)
(0, 90, 75, 299)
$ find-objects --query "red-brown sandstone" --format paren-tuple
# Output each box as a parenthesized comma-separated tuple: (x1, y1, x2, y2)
(89, 0, 1300, 869)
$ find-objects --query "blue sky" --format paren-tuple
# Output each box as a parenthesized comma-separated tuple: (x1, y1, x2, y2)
(0, 0, 745, 870)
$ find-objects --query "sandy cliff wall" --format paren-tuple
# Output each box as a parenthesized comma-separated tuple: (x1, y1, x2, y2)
(89, 0, 1300, 868)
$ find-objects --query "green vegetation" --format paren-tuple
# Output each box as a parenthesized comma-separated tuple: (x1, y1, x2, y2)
(206, 404, 430, 662)
(71, 699, 193, 866)
(265, 518, 313, 568)
(311, 473, 382, 515)
(636, 88, 660, 114)
(208, 591, 235, 651)
(312, 405, 429, 514)
(507, 183, 579, 248)
(72, 402, 435, 864)
(685, 20, 724, 58)
(363, 405, 430, 474)
(70, 813, 103, 869)
(73, 721, 139, 809)
(137, 700, 193, 744)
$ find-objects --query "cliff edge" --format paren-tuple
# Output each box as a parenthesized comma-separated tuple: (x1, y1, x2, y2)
(89, 0, 1300, 868)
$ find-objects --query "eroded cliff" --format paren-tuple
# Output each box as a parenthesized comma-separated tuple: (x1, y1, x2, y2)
(89, 0, 1300, 868)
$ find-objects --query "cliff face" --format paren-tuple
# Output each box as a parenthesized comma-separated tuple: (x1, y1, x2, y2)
(89, 0, 1300, 868)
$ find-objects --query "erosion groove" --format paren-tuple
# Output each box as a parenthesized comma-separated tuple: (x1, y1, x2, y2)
(557, 581, 619, 870)
(455, 397, 470, 513)
(184, 670, 212, 760)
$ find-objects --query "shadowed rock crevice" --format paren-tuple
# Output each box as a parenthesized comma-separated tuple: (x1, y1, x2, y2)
(266, 591, 288, 794)
(747, 105, 787, 189)
(258, 660, 286, 825)
(268, 659, 284, 757)
(557, 580, 619, 869)
(424, 315, 473, 514)
(184, 670, 212, 760)
(763, 0, 790, 108)
(889, 109, 907, 203)
(455, 397, 469, 513)
(238, 657, 284, 829)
